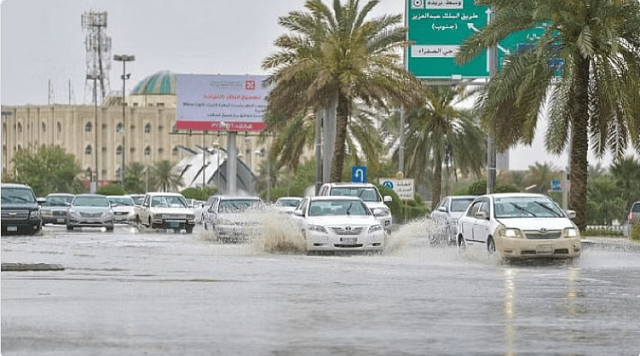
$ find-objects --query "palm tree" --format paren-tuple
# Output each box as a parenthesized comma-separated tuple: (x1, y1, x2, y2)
(262, 0, 423, 182)
(124, 162, 146, 193)
(525, 162, 560, 194)
(383, 85, 486, 209)
(609, 156, 640, 209)
(148, 160, 183, 192)
(456, 0, 640, 230)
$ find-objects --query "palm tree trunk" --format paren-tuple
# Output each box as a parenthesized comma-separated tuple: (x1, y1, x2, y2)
(569, 57, 590, 231)
(432, 154, 443, 211)
(330, 94, 349, 182)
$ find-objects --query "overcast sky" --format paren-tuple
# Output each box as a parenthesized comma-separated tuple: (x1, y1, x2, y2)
(0, 0, 625, 171)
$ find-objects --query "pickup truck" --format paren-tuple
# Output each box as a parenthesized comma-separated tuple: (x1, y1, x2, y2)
(134, 192, 196, 233)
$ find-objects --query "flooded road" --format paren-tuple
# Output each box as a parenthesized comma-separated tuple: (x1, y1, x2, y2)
(2, 221, 640, 356)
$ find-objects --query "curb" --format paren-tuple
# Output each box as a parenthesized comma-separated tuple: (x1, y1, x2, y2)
(1, 263, 65, 272)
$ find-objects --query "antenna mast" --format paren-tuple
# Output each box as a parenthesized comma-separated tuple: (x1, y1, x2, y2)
(81, 11, 111, 104)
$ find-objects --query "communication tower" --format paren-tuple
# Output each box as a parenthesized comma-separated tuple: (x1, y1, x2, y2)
(81, 11, 111, 104)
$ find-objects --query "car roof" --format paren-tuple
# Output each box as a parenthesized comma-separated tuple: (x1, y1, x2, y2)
(448, 195, 477, 199)
(323, 182, 376, 187)
(145, 192, 184, 197)
(46, 193, 75, 196)
(107, 195, 133, 198)
(482, 193, 549, 199)
(1, 183, 33, 189)
(309, 196, 366, 201)
(277, 197, 302, 200)
(217, 196, 261, 200)
(75, 194, 107, 198)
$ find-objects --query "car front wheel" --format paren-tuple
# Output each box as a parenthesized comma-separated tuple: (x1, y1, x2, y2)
(457, 235, 466, 252)
(487, 237, 496, 254)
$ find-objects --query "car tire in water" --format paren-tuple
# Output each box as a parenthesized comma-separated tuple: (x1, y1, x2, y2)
(66, 225, 73, 231)
(186, 226, 193, 234)
(106, 226, 114, 232)
(487, 237, 496, 254)
(457, 235, 466, 252)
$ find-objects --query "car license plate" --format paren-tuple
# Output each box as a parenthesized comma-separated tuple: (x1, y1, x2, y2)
(341, 237, 357, 245)
(169, 221, 180, 227)
(57, 218, 65, 223)
(7, 226, 17, 232)
(537, 244, 553, 253)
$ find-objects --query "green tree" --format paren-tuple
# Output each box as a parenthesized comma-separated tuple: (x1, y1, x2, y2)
(609, 156, 640, 212)
(96, 184, 126, 196)
(10, 145, 85, 196)
(586, 176, 627, 225)
(383, 86, 486, 210)
(148, 160, 183, 192)
(456, 0, 640, 230)
(124, 162, 147, 194)
(525, 162, 561, 194)
(262, 0, 423, 182)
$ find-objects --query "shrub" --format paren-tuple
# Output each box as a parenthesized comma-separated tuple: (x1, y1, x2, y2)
(631, 223, 640, 241)
(181, 187, 206, 201)
(96, 184, 126, 196)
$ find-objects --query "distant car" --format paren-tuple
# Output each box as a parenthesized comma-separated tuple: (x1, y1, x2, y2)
(202, 196, 264, 242)
(1, 183, 44, 235)
(274, 197, 302, 214)
(67, 194, 115, 231)
(107, 195, 136, 223)
(429, 195, 476, 245)
(623, 201, 640, 237)
(41, 193, 75, 225)
(456, 193, 581, 259)
(290, 196, 385, 253)
(127, 194, 145, 206)
(318, 182, 393, 232)
(200, 195, 221, 224)
(134, 192, 196, 233)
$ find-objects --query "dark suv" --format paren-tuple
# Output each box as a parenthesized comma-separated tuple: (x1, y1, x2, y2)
(1, 183, 44, 235)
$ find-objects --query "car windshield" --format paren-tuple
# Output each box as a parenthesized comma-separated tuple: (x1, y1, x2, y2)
(219, 200, 261, 213)
(44, 195, 73, 206)
(308, 200, 369, 217)
(151, 196, 188, 208)
(73, 196, 110, 207)
(277, 199, 300, 207)
(330, 187, 380, 202)
(130, 196, 144, 205)
(451, 198, 475, 212)
(494, 197, 564, 219)
(108, 197, 134, 206)
(1, 188, 36, 203)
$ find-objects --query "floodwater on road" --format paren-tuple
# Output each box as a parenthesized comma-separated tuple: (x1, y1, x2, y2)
(2, 218, 640, 356)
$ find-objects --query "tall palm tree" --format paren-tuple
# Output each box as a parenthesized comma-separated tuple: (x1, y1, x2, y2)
(124, 162, 146, 193)
(383, 86, 486, 209)
(525, 162, 560, 194)
(262, 0, 423, 182)
(456, 0, 640, 230)
(148, 160, 183, 192)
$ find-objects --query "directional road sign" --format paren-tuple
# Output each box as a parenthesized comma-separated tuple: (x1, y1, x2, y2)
(352, 166, 367, 183)
(407, 0, 545, 79)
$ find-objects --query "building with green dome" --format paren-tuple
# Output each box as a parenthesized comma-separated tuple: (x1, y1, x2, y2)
(1, 71, 267, 193)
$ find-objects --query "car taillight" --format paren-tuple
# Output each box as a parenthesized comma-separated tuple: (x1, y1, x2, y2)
(630, 212, 634, 222)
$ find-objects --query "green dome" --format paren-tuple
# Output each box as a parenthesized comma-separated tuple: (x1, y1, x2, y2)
(131, 71, 176, 95)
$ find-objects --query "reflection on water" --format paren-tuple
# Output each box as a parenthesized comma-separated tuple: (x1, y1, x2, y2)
(503, 268, 518, 356)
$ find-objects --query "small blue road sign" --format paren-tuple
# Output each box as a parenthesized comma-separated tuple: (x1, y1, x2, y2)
(352, 166, 367, 183)
(382, 180, 394, 190)
(550, 179, 561, 192)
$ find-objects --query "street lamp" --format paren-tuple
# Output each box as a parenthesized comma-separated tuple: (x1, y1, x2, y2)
(113, 54, 135, 186)
(86, 73, 103, 193)
(255, 149, 270, 202)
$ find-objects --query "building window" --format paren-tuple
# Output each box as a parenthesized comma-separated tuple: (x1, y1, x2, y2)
(116, 123, 124, 133)
(17, 123, 22, 133)
(157, 103, 165, 107)
(17, 145, 22, 151)
(85, 122, 92, 132)
(85, 145, 92, 155)
(42, 122, 46, 132)
(158, 148, 164, 154)
(172, 146, 179, 155)
(85, 168, 92, 178)
(57, 122, 62, 136)
(116, 145, 123, 156)
(144, 146, 151, 156)
(144, 123, 151, 134)
(116, 167, 122, 178)
(133, 103, 139, 107)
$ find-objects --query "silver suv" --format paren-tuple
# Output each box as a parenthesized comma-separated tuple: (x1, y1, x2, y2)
(318, 183, 393, 232)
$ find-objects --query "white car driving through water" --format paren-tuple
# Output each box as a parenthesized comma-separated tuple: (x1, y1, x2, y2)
(290, 196, 385, 253)
(456, 193, 581, 259)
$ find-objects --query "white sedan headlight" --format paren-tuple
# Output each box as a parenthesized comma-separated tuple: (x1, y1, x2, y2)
(308, 224, 328, 234)
(368, 224, 382, 233)
(498, 227, 524, 239)
(68, 209, 80, 218)
(152, 214, 163, 220)
(102, 210, 114, 218)
(564, 228, 579, 238)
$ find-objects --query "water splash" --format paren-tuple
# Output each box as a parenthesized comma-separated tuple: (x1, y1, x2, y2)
(251, 210, 306, 254)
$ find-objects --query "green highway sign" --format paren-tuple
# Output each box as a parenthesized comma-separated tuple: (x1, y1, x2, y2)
(407, 0, 545, 79)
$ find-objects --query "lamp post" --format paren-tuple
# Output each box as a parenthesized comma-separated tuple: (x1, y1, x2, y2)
(113, 54, 135, 186)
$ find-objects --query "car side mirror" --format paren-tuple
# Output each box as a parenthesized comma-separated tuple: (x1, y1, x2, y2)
(37, 197, 47, 205)
(438, 206, 447, 212)
(566, 210, 576, 219)
(383, 196, 392, 203)
(293, 210, 303, 217)
(474, 211, 488, 220)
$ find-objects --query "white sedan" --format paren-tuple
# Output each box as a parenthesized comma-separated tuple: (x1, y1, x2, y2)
(290, 196, 385, 253)
(457, 193, 581, 259)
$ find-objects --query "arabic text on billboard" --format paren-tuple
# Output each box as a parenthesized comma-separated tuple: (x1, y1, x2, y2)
(176, 74, 270, 131)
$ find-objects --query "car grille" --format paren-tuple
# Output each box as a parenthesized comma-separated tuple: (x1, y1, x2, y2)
(2, 210, 29, 220)
(53, 211, 67, 216)
(164, 214, 188, 219)
(331, 227, 364, 236)
(114, 211, 128, 216)
(524, 230, 562, 239)
(80, 212, 103, 218)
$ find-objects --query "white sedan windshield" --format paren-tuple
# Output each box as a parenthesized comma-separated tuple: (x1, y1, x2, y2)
(494, 197, 564, 218)
(308, 200, 369, 217)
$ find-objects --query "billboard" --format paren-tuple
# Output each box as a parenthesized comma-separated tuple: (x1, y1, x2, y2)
(176, 74, 270, 131)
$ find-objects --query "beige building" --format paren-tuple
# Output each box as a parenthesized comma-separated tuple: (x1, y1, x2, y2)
(1, 71, 268, 186)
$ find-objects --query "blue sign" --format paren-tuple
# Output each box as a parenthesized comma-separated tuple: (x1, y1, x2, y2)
(550, 179, 561, 192)
(352, 166, 367, 183)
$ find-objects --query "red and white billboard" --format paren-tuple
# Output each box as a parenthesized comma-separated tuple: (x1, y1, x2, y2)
(176, 74, 270, 131)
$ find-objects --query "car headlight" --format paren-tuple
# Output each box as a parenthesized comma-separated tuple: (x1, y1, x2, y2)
(103, 210, 114, 218)
(29, 210, 40, 219)
(498, 227, 524, 239)
(152, 214, 163, 220)
(368, 224, 382, 233)
(373, 207, 390, 217)
(69, 209, 80, 218)
(564, 228, 579, 238)
(308, 224, 328, 234)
